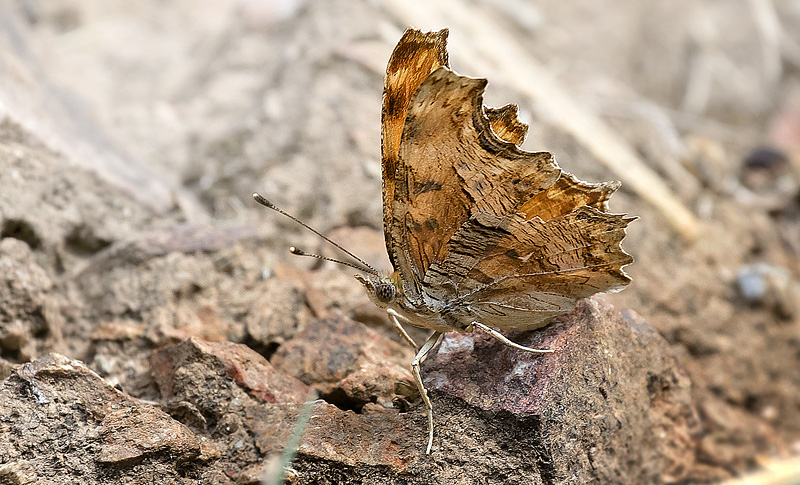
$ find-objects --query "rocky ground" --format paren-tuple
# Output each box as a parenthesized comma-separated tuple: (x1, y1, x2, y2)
(1, 1, 800, 483)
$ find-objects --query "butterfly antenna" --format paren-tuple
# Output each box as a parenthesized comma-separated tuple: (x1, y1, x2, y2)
(288, 246, 374, 272)
(253, 193, 379, 275)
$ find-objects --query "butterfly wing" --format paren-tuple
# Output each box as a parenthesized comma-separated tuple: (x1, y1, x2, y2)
(396, 68, 634, 330)
(382, 28, 449, 292)
(425, 208, 634, 330)
(390, 67, 563, 297)
(485, 104, 529, 146)
(385, 30, 633, 328)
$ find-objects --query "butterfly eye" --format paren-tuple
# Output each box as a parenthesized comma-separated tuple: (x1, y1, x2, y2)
(375, 281, 396, 303)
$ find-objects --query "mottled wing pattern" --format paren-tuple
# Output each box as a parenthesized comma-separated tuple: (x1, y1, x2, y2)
(518, 172, 620, 220)
(425, 208, 634, 330)
(385, 28, 633, 331)
(382, 28, 448, 290)
(392, 68, 563, 297)
(406, 69, 633, 330)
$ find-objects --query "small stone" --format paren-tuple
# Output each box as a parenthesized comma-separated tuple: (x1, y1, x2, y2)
(737, 263, 799, 319)
(97, 405, 201, 465)
(151, 337, 310, 405)
(245, 278, 310, 347)
(271, 314, 415, 410)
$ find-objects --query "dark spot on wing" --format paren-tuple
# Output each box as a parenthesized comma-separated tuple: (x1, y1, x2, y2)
(384, 91, 405, 122)
(424, 218, 439, 231)
(413, 180, 443, 194)
(406, 218, 422, 233)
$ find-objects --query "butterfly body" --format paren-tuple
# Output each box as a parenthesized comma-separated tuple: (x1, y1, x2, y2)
(356, 272, 461, 333)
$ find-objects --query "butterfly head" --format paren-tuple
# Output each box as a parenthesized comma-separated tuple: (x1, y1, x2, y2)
(354, 274, 397, 309)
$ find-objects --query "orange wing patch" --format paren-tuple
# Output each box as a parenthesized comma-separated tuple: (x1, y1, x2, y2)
(381, 28, 448, 285)
(486, 104, 528, 146)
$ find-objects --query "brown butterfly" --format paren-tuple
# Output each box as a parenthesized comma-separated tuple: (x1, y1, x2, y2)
(255, 27, 633, 455)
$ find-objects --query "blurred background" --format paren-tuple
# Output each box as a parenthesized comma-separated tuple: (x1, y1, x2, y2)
(2, 0, 800, 481)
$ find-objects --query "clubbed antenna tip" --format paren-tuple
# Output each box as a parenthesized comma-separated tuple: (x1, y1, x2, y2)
(253, 192, 378, 275)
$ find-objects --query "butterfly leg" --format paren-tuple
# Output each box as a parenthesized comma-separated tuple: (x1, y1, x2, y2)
(411, 330, 442, 454)
(471, 321, 554, 353)
(386, 308, 419, 349)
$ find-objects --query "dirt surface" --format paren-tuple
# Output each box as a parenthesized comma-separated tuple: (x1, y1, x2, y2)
(2, 0, 800, 483)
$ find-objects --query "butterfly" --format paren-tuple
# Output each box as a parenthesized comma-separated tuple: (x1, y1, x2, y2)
(255, 27, 633, 455)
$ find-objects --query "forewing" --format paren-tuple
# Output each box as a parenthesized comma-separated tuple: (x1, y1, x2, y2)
(382, 28, 449, 277)
(392, 68, 561, 295)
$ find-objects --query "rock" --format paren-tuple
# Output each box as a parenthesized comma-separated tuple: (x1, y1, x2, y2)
(144, 332, 419, 479)
(278, 297, 700, 484)
(0, 238, 64, 361)
(246, 399, 419, 470)
(151, 337, 311, 406)
(417, 296, 699, 483)
(0, 354, 207, 483)
(270, 313, 416, 410)
(0, 298, 697, 483)
(97, 405, 201, 465)
(245, 278, 311, 348)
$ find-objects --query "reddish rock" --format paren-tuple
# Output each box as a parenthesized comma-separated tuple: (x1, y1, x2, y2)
(151, 337, 310, 405)
(297, 401, 416, 468)
(97, 405, 201, 465)
(422, 296, 700, 484)
(0, 354, 212, 483)
(246, 399, 418, 471)
(270, 313, 415, 410)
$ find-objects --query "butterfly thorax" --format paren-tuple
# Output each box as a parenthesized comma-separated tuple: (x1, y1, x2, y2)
(354, 272, 462, 333)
